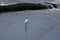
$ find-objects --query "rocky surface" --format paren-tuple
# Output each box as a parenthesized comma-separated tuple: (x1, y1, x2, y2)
(0, 3, 52, 12)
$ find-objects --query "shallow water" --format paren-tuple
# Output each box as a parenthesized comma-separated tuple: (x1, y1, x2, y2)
(0, 10, 60, 40)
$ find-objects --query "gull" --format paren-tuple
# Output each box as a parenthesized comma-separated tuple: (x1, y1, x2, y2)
(24, 18, 29, 24)
(24, 17, 29, 28)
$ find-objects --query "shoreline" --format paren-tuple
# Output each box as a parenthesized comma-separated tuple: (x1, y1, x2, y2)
(0, 3, 52, 12)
